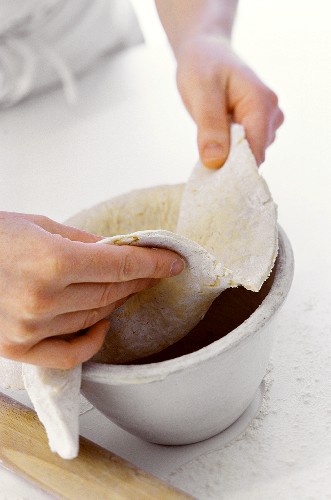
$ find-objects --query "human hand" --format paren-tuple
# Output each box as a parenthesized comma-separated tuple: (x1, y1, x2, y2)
(175, 35, 284, 167)
(0, 212, 184, 368)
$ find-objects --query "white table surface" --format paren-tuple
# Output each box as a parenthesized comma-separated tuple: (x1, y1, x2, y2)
(1, 1, 331, 498)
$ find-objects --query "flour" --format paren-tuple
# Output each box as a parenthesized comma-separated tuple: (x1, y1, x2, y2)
(167, 366, 274, 499)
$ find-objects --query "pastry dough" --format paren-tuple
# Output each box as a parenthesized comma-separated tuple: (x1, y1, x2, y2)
(0, 124, 278, 458)
(94, 230, 231, 363)
(22, 364, 81, 459)
(177, 125, 277, 291)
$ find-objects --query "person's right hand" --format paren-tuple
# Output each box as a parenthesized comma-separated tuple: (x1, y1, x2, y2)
(0, 212, 184, 369)
(175, 35, 284, 168)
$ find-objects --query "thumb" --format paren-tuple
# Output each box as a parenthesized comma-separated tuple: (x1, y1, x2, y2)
(193, 84, 230, 169)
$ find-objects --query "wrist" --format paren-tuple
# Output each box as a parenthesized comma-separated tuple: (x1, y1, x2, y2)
(171, 14, 235, 59)
(156, 0, 238, 58)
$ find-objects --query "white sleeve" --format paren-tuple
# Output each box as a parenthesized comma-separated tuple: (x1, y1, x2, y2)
(0, 0, 143, 108)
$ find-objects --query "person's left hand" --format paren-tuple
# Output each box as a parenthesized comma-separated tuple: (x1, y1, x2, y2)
(175, 34, 284, 168)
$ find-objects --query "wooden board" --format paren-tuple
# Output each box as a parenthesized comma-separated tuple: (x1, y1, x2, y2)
(0, 392, 192, 499)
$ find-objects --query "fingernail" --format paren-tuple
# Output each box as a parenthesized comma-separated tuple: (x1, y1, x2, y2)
(202, 142, 225, 168)
(170, 258, 185, 276)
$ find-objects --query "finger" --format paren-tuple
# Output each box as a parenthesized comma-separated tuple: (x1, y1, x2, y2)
(240, 107, 284, 165)
(17, 319, 110, 368)
(181, 73, 230, 168)
(36, 303, 118, 341)
(60, 242, 185, 284)
(234, 90, 284, 165)
(54, 278, 159, 314)
(20, 213, 102, 244)
(240, 111, 271, 165)
(270, 106, 285, 141)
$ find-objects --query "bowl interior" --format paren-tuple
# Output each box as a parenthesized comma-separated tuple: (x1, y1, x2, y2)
(72, 185, 293, 380)
(128, 262, 276, 365)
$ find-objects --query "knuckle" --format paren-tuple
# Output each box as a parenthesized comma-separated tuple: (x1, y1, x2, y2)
(81, 309, 100, 330)
(0, 339, 28, 359)
(16, 318, 40, 342)
(42, 249, 66, 282)
(116, 250, 136, 280)
(0, 343, 15, 359)
(99, 284, 115, 307)
(23, 287, 53, 318)
(151, 257, 164, 277)
(268, 89, 280, 108)
(276, 107, 285, 126)
(58, 352, 80, 370)
(177, 56, 219, 93)
(134, 278, 156, 294)
(27, 237, 67, 285)
(31, 214, 52, 226)
(261, 87, 280, 110)
(251, 83, 277, 110)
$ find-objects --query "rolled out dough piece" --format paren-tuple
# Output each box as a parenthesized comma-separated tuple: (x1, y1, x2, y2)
(94, 230, 232, 364)
(177, 124, 278, 291)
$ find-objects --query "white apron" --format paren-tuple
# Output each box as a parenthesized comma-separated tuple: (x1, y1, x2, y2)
(0, 0, 143, 107)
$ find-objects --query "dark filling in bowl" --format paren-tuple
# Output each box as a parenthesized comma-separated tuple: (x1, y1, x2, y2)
(130, 260, 277, 365)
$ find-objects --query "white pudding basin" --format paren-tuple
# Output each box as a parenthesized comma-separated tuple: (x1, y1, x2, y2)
(67, 184, 294, 445)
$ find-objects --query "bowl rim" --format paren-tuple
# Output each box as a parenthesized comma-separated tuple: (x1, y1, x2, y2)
(82, 225, 294, 385)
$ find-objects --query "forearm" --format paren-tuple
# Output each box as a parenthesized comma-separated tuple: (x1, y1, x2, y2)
(155, 0, 238, 55)
(155, 0, 283, 168)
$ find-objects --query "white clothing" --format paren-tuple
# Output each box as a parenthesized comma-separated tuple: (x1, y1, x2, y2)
(0, 0, 143, 107)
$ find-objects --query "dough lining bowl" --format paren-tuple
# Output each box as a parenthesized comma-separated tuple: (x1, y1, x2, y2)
(66, 184, 294, 445)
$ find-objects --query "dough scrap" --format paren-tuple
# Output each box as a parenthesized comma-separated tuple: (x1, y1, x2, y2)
(22, 364, 81, 459)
